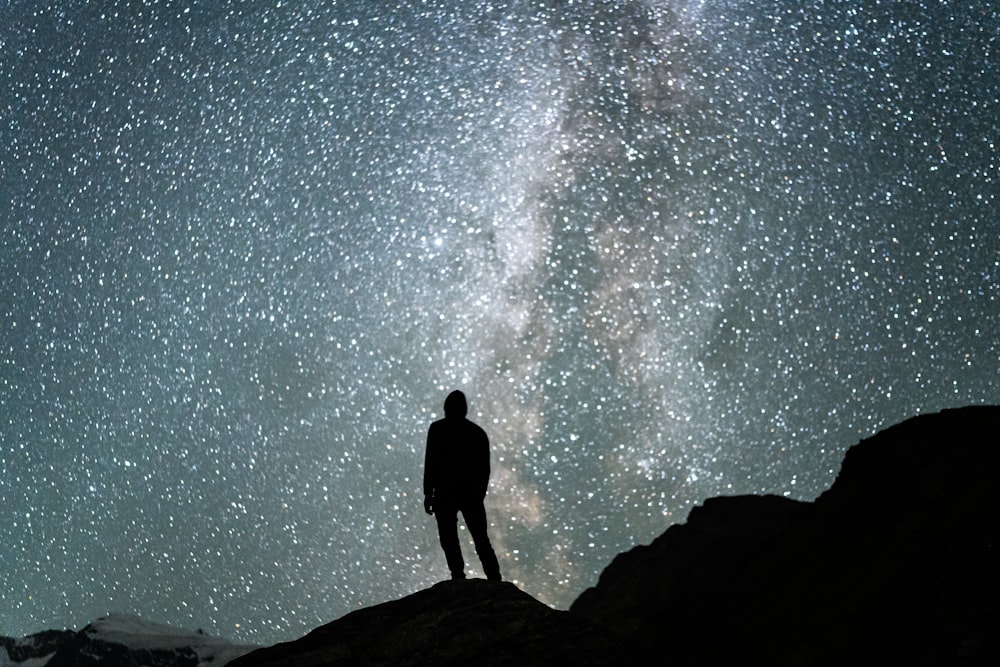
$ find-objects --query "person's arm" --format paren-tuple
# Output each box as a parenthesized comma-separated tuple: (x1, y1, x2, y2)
(423, 424, 436, 514)
(478, 426, 491, 499)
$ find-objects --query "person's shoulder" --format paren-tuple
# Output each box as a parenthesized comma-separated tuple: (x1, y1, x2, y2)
(466, 419, 488, 438)
(427, 418, 449, 437)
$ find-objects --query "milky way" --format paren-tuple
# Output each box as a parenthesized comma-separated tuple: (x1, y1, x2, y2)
(2, 0, 998, 643)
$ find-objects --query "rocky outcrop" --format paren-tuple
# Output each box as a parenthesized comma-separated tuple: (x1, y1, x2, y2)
(571, 405, 1000, 665)
(571, 493, 806, 660)
(1, 629, 75, 664)
(227, 580, 620, 667)
(6, 615, 256, 667)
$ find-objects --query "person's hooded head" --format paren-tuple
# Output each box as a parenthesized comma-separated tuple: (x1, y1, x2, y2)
(444, 390, 468, 419)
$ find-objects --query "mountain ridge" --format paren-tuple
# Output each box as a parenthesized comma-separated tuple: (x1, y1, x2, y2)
(571, 404, 1000, 664)
(2, 614, 256, 667)
(5, 405, 998, 666)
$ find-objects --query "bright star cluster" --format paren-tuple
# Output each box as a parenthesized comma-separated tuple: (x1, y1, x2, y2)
(2, 0, 997, 644)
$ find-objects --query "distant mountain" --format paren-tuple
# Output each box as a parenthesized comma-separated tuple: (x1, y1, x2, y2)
(1, 629, 74, 666)
(1, 614, 255, 667)
(6, 406, 997, 666)
(572, 404, 1000, 665)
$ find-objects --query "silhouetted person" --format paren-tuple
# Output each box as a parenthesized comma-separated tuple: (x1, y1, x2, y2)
(423, 390, 502, 581)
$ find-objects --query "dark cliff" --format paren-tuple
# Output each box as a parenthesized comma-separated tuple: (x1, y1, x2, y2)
(572, 405, 1000, 665)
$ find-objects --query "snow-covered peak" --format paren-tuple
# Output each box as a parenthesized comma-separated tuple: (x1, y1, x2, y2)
(1, 630, 73, 667)
(83, 614, 212, 649)
(80, 614, 257, 666)
(2, 615, 256, 667)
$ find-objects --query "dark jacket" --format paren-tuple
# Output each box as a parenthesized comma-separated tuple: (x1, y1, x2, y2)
(423, 392, 490, 502)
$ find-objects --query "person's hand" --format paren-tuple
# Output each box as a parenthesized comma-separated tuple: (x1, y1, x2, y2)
(424, 496, 434, 515)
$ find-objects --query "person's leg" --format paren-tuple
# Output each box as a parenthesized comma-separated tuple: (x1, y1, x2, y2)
(461, 500, 501, 581)
(433, 502, 466, 579)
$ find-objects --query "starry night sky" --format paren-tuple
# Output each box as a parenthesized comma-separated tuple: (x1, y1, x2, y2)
(2, 0, 998, 644)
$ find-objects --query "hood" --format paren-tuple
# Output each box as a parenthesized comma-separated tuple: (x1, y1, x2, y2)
(443, 390, 468, 418)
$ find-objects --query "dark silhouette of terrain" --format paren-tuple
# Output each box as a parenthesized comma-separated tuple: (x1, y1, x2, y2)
(573, 404, 999, 665)
(228, 405, 999, 667)
(6, 406, 998, 666)
(226, 580, 618, 667)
